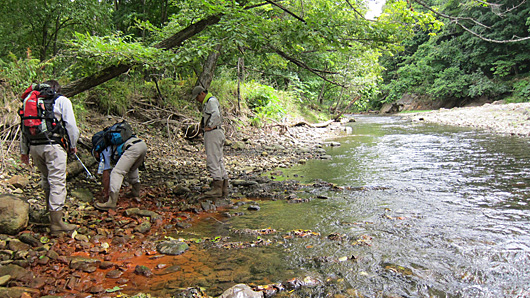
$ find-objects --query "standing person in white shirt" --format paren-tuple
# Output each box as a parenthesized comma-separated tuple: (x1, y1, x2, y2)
(20, 80, 79, 236)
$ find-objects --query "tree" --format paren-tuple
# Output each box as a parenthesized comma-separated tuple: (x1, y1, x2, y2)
(378, 0, 530, 105)
(62, 0, 437, 100)
(0, 0, 112, 61)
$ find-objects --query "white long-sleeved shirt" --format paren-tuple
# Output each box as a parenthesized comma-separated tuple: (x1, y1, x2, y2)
(20, 95, 80, 154)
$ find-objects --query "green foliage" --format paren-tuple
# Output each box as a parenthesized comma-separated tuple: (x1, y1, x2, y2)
(64, 32, 176, 77)
(508, 77, 530, 103)
(92, 81, 135, 116)
(378, 0, 530, 106)
(0, 55, 49, 94)
(244, 83, 285, 126)
(0, 0, 112, 61)
(246, 84, 276, 110)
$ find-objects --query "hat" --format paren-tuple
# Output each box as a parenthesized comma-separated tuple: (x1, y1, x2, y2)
(191, 86, 205, 99)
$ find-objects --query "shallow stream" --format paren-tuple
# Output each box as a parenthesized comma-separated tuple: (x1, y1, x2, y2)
(150, 115, 530, 297)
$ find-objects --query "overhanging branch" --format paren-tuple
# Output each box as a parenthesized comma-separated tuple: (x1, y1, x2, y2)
(412, 0, 530, 43)
(273, 48, 345, 87)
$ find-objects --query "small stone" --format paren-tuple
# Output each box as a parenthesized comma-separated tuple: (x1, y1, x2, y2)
(106, 269, 123, 279)
(0, 275, 11, 286)
(134, 265, 153, 277)
(247, 205, 260, 211)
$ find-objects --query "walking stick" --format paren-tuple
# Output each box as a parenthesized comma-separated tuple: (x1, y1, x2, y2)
(75, 153, 96, 181)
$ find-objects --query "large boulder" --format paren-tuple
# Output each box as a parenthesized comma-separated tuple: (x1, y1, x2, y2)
(0, 195, 29, 235)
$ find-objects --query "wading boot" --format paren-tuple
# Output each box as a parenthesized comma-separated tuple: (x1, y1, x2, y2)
(49, 210, 76, 236)
(203, 180, 223, 198)
(95, 192, 119, 211)
(125, 183, 141, 198)
(222, 179, 229, 198)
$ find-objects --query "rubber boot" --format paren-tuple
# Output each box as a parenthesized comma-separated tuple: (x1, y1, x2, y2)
(222, 179, 229, 198)
(203, 180, 223, 198)
(125, 183, 141, 198)
(49, 210, 76, 236)
(95, 192, 119, 211)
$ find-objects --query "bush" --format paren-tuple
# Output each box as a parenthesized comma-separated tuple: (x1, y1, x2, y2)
(508, 77, 530, 103)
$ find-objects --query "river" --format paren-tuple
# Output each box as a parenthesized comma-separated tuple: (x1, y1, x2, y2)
(160, 115, 530, 297)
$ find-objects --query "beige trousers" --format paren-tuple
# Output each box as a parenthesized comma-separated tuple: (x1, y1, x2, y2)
(204, 129, 228, 181)
(109, 139, 147, 194)
(30, 144, 67, 211)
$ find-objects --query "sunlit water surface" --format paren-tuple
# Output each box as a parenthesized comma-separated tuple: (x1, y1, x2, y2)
(156, 115, 530, 297)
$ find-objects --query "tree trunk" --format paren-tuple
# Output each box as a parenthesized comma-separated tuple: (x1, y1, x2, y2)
(237, 57, 244, 113)
(317, 83, 326, 105)
(62, 14, 222, 98)
(334, 95, 360, 121)
(195, 44, 222, 90)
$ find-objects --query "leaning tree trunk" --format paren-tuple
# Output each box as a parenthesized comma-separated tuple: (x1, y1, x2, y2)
(334, 95, 361, 121)
(195, 44, 223, 90)
(61, 14, 222, 98)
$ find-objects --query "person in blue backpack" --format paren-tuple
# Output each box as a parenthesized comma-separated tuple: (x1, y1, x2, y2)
(92, 122, 147, 211)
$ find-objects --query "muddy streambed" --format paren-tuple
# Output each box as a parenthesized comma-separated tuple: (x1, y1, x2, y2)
(132, 115, 530, 297)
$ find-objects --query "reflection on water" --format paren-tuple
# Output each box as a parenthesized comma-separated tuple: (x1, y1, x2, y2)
(161, 115, 530, 297)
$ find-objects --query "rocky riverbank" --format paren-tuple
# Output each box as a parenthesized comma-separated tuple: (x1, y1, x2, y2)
(401, 101, 530, 137)
(0, 114, 351, 298)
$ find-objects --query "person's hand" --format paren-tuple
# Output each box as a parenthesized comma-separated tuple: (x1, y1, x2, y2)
(21, 154, 30, 166)
(69, 147, 77, 155)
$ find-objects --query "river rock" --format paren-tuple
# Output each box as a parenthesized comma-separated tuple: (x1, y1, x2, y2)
(0, 195, 29, 235)
(18, 233, 41, 248)
(0, 264, 33, 281)
(173, 185, 191, 196)
(134, 265, 153, 277)
(0, 286, 40, 298)
(7, 176, 29, 189)
(106, 269, 123, 279)
(70, 188, 94, 203)
(232, 180, 258, 187)
(69, 256, 101, 270)
(231, 141, 247, 150)
(0, 275, 10, 286)
(134, 221, 152, 233)
(125, 208, 161, 220)
(156, 240, 189, 255)
(7, 239, 30, 252)
(219, 284, 263, 298)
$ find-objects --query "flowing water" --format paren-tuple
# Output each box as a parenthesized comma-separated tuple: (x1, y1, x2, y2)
(156, 115, 530, 297)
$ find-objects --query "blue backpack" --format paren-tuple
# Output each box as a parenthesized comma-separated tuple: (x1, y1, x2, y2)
(91, 121, 134, 161)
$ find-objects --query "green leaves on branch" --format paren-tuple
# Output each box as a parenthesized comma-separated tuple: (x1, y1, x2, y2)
(65, 32, 176, 76)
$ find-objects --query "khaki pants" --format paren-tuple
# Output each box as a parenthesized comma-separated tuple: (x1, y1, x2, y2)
(30, 144, 67, 211)
(204, 129, 228, 181)
(109, 139, 147, 194)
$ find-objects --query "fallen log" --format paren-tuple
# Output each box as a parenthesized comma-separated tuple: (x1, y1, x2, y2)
(290, 120, 334, 128)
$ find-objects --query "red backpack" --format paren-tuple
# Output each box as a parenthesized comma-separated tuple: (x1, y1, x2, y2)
(19, 84, 66, 146)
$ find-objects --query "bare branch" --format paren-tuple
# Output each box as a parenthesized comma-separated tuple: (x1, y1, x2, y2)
(272, 48, 346, 87)
(411, 0, 530, 43)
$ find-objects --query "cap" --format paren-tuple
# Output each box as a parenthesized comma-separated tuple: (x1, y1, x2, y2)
(191, 86, 205, 99)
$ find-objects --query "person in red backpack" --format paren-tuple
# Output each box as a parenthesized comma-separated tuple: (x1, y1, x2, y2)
(20, 80, 80, 236)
